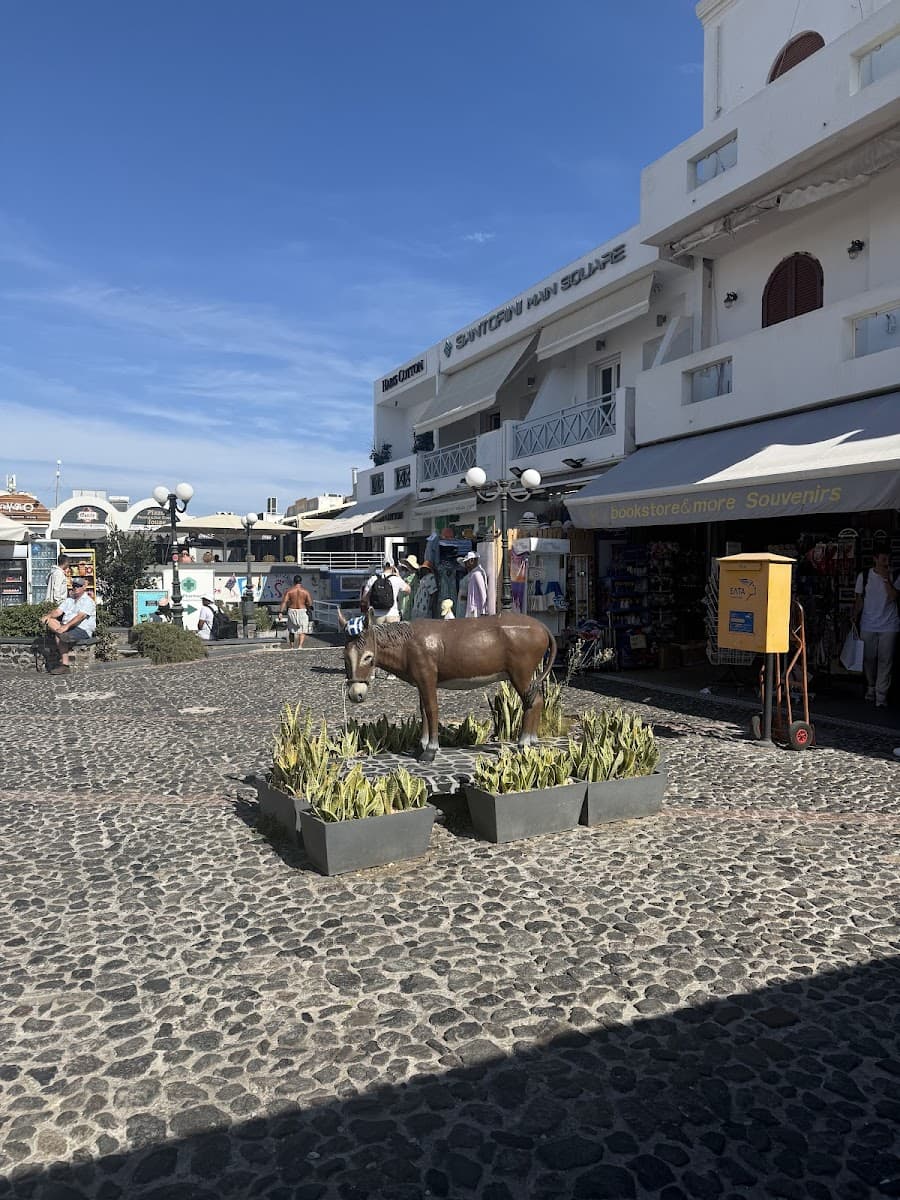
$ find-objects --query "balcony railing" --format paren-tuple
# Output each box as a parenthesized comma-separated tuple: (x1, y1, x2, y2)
(299, 551, 384, 570)
(513, 397, 616, 459)
(421, 437, 477, 481)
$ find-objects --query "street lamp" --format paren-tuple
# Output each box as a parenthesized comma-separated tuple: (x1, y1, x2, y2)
(153, 482, 194, 627)
(465, 465, 541, 612)
(240, 511, 258, 637)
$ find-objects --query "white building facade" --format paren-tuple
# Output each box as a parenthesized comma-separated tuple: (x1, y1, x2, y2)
(357, 0, 900, 658)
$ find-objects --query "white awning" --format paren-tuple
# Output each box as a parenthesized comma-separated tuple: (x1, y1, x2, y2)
(412, 492, 477, 519)
(414, 336, 535, 433)
(303, 498, 405, 541)
(536, 276, 655, 361)
(569, 392, 900, 528)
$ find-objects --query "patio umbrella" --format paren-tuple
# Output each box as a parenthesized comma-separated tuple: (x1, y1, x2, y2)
(0, 513, 30, 542)
(173, 513, 300, 535)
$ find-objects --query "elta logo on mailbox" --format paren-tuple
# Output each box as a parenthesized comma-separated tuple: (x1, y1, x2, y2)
(729, 577, 758, 600)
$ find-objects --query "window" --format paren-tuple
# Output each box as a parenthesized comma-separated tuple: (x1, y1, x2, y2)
(854, 305, 900, 357)
(480, 410, 501, 433)
(762, 254, 824, 328)
(370, 472, 384, 495)
(687, 359, 733, 405)
(394, 464, 411, 489)
(642, 337, 664, 371)
(692, 135, 738, 189)
(858, 30, 900, 88)
(588, 357, 621, 403)
(768, 31, 825, 82)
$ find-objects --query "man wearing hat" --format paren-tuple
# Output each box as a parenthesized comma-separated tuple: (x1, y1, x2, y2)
(197, 595, 217, 641)
(40, 577, 97, 675)
(399, 555, 420, 620)
(459, 550, 489, 618)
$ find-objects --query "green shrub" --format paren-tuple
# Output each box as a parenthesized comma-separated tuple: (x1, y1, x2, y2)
(130, 623, 208, 664)
(488, 679, 569, 742)
(473, 745, 574, 794)
(571, 708, 660, 781)
(93, 627, 119, 662)
(223, 602, 272, 631)
(0, 602, 56, 637)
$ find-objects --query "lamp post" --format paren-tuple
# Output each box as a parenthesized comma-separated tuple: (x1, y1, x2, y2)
(240, 512, 258, 637)
(465, 466, 541, 612)
(152, 483, 194, 627)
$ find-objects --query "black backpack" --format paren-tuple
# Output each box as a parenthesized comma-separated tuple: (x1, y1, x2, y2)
(369, 575, 395, 611)
(210, 609, 226, 641)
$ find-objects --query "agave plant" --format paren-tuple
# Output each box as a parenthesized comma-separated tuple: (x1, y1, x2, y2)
(439, 714, 492, 748)
(270, 705, 337, 797)
(310, 764, 427, 822)
(473, 745, 574, 794)
(572, 707, 660, 781)
(346, 715, 422, 755)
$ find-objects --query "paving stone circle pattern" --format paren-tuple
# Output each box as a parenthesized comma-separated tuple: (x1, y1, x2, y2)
(1, 645, 899, 1199)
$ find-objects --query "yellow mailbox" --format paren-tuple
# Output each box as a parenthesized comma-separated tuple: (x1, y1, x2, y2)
(717, 553, 795, 654)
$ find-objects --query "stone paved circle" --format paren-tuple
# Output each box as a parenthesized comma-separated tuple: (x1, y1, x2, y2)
(1, 646, 899, 1199)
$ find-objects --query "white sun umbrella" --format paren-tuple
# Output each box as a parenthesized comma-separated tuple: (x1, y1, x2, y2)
(0, 513, 31, 542)
(173, 513, 296, 535)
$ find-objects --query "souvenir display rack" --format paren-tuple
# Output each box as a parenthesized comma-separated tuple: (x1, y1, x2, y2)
(64, 548, 98, 601)
(604, 542, 706, 669)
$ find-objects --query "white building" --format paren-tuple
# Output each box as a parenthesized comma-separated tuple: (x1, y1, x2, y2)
(354, 0, 900, 657)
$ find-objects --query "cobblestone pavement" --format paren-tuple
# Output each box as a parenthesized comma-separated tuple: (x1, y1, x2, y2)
(1, 647, 899, 1200)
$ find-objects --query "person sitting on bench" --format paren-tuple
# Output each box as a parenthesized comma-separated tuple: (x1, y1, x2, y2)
(41, 578, 96, 675)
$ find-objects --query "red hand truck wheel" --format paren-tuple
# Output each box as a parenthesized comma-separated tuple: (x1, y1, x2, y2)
(788, 720, 814, 751)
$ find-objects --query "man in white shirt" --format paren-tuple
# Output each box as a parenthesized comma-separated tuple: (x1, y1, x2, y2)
(361, 562, 410, 624)
(197, 596, 216, 641)
(459, 551, 489, 617)
(45, 555, 70, 604)
(853, 550, 900, 707)
(41, 578, 97, 675)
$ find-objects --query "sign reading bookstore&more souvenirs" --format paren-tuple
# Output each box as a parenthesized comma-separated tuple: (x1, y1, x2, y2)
(0, 492, 51, 524)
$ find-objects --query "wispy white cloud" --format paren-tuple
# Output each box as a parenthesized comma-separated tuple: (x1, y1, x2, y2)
(462, 231, 496, 245)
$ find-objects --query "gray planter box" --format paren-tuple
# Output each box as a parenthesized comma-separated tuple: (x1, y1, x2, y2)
(579, 768, 666, 827)
(464, 782, 585, 844)
(298, 805, 437, 876)
(253, 776, 310, 844)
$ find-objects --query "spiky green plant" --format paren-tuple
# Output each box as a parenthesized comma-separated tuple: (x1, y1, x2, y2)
(473, 745, 574, 794)
(438, 714, 492, 748)
(572, 707, 660, 781)
(309, 764, 427, 822)
(488, 680, 568, 742)
(346, 714, 422, 755)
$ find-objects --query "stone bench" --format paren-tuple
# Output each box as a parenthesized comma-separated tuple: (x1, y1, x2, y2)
(27, 634, 97, 673)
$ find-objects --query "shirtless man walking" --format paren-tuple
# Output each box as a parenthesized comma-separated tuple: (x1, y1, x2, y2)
(279, 575, 314, 649)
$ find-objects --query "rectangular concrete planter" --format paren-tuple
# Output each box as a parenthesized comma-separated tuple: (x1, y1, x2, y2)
(253, 777, 310, 844)
(298, 805, 437, 875)
(579, 769, 666, 827)
(464, 782, 585, 844)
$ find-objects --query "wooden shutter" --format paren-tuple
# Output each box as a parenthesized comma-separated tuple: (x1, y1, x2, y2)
(769, 32, 825, 82)
(763, 254, 824, 328)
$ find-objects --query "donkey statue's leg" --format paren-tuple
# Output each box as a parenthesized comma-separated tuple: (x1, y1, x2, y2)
(417, 680, 441, 763)
(507, 661, 544, 748)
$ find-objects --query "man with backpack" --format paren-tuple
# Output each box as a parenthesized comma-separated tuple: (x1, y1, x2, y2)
(361, 562, 409, 624)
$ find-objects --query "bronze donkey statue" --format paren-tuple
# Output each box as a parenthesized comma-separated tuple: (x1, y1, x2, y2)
(338, 612, 557, 763)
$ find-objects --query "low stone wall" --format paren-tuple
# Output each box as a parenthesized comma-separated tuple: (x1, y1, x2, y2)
(0, 637, 96, 673)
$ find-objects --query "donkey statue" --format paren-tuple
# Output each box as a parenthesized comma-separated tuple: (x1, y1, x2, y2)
(338, 612, 557, 762)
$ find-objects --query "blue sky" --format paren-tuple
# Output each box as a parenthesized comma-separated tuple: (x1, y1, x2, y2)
(1, 1, 703, 515)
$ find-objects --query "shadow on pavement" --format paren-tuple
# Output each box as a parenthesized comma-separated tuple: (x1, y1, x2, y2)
(8, 957, 900, 1199)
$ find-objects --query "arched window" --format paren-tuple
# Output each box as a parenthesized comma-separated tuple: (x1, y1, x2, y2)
(768, 31, 825, 82)
(762, 254, 824, 328)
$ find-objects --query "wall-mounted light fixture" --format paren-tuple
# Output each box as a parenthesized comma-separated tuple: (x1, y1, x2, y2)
(509, 467, 523, 479)
(723, 291, 739, 308)
(847, 239, 866, 260)
(562, 457, 585, 469)
(594, 339, 606, 352)
(656, 314, 668, 327)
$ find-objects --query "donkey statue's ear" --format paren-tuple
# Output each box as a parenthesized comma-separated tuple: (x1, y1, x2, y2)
(337, 608, 347, 630)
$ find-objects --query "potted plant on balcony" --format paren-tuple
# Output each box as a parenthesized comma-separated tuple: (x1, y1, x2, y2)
(570, 708, 665, 826)
(369, 442, 393, 466)
(298, 764, 436, 875)
(412, 431, 434, 454)
(464, 745, 583, 843)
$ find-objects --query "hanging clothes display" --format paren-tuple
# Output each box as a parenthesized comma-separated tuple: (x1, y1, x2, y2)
(510, 549, 528, 613)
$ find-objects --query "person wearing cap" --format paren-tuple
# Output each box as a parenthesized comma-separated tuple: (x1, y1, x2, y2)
(197, 594, 216, 642)
(411, 558, 437, 620)
(399, 555, 420, 620)
(459, 550, 489, 618)
(41, 577, 97, 675)
(361, 562, 410, 624)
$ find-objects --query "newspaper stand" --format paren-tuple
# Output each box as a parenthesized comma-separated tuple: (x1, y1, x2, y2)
(750, 600, 816, 750)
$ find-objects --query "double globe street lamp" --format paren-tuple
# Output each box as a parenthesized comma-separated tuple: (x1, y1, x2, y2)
(465, 466, 542, 612)
(240, 512, 258, 637)
(153, 482, 194, 628)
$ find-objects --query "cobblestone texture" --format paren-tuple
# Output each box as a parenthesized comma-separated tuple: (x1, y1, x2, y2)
(1, 647, 899, 1199)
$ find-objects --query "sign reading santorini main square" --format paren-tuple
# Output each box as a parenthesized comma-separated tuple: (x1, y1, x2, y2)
(444, 243, 628, 360)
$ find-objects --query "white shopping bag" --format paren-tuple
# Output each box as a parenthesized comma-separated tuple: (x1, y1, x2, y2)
(840, 626, 864, 673)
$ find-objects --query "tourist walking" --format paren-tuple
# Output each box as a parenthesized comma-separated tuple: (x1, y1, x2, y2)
(459, 550, 489, 617)
(361, 562, 409, 624)
(411, 560, 438, 620)
(854, 550, 900, 707)
(45, 554, 69, 604)
(279, 575, 315, 649)
(399, 555, 420, 619)
(197, 596, 216, 641)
